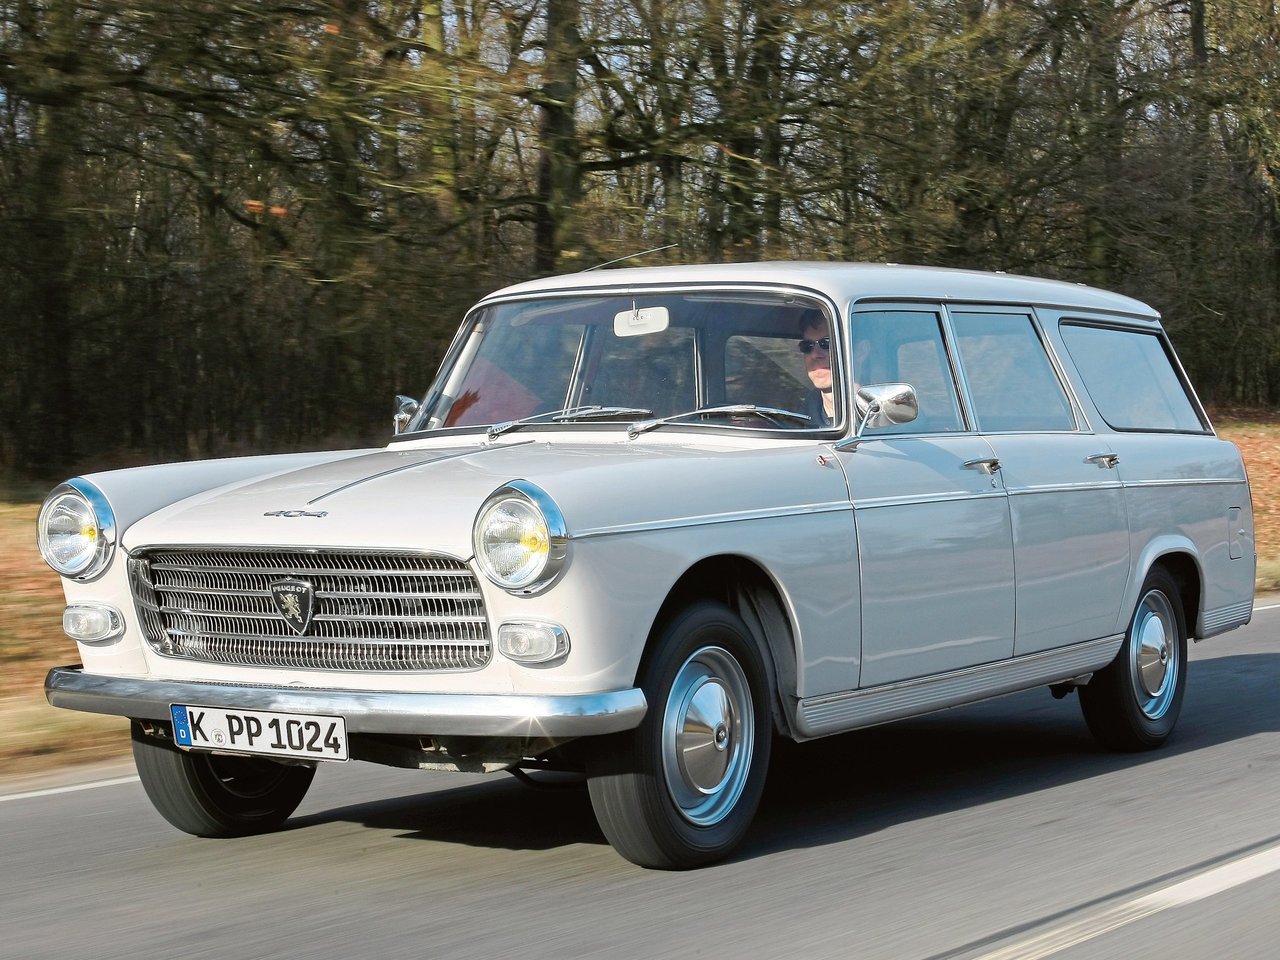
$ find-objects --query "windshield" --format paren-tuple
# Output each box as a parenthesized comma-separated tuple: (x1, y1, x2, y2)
(411, 290, 841, 433)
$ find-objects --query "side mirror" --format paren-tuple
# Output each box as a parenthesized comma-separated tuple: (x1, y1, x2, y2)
(856, 383, 918, 434)
(834, 383, 918, 451)
(393, 395, 420, 435)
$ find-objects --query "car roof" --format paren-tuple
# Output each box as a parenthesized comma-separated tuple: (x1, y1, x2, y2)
(478, 261, 1159, 320)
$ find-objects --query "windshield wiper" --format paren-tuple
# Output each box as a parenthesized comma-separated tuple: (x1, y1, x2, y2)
(627, 404, 811, 439)
(554, 405, 654, 422)
(487, 406, 655, 440)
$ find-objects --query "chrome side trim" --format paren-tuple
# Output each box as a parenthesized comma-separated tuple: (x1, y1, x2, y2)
(794, 636, 1123, 739)
(572, 501, 853, 540)
(1200, 599, 1253, 638)
(45, 666, 647, 738)
(1122, 478, 1245, 489)
(853, 490, 1008, 510)
(1005, 481, 1125, 496)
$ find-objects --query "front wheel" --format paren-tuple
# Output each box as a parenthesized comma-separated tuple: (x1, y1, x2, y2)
(587, 601, 772, 869)
(131, 722, 316, 837)
(1079, 568, 1188, 751)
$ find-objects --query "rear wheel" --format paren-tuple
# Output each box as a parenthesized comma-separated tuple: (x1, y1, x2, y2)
(1079, 568, 1187, 751)
(131, 722, 316, 837)
(587, 601, 772, 869)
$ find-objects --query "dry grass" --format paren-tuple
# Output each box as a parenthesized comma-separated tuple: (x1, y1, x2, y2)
(1213, 418, 1280, 591)
(3, 416, 1278, 776)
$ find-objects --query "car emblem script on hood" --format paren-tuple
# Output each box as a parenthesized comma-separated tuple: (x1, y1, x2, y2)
(269, 578, 316, 635)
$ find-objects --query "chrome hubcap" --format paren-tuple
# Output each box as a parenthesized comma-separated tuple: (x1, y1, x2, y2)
(661, 646, 754, 827)
(1129, 589, 1179, 720)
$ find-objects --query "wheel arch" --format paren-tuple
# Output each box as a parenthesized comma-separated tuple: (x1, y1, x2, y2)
(1133, 540, 1202, 640)
(642, 555, 799, 740)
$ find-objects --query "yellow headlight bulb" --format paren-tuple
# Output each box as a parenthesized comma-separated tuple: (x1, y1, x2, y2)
(519, 525, 549, 556)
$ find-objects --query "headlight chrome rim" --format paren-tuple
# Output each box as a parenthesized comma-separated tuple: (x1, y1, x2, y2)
(473, 480, 569, 594)
(37, 479, 117, 581)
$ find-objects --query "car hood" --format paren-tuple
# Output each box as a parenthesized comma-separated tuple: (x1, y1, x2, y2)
(120, 437, 843, 557)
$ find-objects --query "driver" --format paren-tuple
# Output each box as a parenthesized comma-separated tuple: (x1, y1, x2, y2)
(799, 315, 836, 427)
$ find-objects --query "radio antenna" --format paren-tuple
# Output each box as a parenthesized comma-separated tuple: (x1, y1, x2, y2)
(581, 243, 678, 272)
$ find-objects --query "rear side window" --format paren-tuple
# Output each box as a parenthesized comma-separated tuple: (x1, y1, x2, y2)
(1060, 324, 1205, 432)
(951, 312, 1075, 432)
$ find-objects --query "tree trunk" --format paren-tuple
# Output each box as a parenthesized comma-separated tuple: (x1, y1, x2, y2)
(534, 0, 581, 274)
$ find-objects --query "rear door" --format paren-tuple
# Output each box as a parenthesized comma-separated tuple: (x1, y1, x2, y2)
(946, 308, 1130, 655)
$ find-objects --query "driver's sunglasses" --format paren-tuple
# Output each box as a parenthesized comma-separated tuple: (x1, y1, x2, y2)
(798, 337, 831, 355)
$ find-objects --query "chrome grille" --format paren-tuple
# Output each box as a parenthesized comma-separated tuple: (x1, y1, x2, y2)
(129, 549, 490, 671)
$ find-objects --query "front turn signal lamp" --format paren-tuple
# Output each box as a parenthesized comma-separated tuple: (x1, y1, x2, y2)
(63, 604, 125, 643)
(497, 621, 570, 664)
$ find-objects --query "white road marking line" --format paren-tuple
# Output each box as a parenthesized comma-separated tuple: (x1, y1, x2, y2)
(1253, 601, 1280, 612)
(0, 775, 139, 803)
(970, 843, 1280, 960)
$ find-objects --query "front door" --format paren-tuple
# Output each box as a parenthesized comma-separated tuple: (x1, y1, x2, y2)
(838, 307, 1016, 687)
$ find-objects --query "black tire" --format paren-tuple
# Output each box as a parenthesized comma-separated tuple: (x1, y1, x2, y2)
(586, 601, 772, 869)
(131, 721, 316, 837)
(1079, 568, 1188, 751)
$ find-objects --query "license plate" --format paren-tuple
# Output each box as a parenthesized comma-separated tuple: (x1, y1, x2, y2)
(170, 704, 348, 762)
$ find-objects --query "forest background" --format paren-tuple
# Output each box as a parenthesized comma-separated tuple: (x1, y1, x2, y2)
(1, 0, 1278, 481)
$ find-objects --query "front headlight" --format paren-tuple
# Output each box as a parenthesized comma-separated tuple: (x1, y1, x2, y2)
(37, 480, 117, 580)
(473, 480, 568, 593)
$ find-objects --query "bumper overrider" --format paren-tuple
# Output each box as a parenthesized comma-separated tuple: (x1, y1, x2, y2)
(45, 666, 648, 739)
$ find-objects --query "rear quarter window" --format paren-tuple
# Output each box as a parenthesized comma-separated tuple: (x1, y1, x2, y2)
(1059, 323, 1206, 433)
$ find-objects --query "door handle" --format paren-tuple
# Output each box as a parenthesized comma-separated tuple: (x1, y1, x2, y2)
(1085, 453, 1121, 469)
(963, 457, 1002, 475)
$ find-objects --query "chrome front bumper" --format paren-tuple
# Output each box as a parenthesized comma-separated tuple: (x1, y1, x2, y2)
(45, 666, 648, 738)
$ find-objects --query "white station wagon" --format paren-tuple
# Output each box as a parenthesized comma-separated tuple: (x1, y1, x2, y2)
(41, 262, 1255, 868)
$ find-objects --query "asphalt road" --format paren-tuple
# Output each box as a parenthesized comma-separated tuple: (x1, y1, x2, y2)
(4, 606, 1278, 960)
